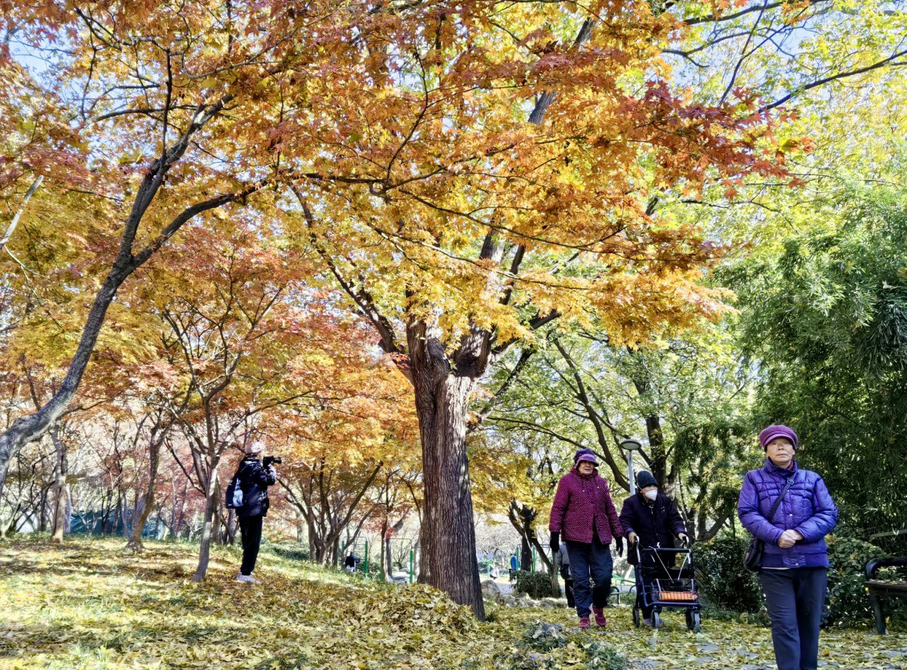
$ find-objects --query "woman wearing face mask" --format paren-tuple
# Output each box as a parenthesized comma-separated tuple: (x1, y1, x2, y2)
(738, 424, 838, 670)
(619, 470, 688, 626)
(549, 448, 625, 629)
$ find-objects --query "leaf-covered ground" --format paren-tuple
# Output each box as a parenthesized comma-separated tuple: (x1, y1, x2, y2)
(0, 537, 904, 670)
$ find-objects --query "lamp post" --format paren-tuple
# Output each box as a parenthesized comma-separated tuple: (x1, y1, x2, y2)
(620, 438, 643, 494)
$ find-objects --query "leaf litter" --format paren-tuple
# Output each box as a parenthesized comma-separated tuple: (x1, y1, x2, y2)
(0, 538, 904, 669)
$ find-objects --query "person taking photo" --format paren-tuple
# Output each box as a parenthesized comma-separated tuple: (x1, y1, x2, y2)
(234, 442, 277, 584)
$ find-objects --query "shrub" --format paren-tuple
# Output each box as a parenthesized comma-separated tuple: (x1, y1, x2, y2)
(826, 533, 907, 629)
(514, 570, 554, 599)
(694, 535, 762, 613)
(267, 543, 310, 562)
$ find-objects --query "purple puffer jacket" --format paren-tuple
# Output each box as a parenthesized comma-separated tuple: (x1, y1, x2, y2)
(737, 460, 838, 569)
(549, 465, 624, 545)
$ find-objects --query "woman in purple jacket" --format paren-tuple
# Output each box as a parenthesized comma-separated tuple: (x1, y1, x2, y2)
(549, 448, 624, 629)
(738, 425, 838, 670)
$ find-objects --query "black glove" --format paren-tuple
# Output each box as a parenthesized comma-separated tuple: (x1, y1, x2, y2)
(550, 532, 559, 550)
(615, 535, 624, 557)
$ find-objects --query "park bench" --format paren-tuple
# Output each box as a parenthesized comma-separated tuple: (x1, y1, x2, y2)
(865, 556, 907, 635)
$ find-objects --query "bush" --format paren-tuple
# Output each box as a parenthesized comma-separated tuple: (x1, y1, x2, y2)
(694, 535, 762, 613)
(826, 533, 907, 629)
(267, 543, 310, 562)
(513, 570, 553, 599)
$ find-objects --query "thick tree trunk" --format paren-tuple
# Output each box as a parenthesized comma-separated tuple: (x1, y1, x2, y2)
(411, 357, 485, 619)
(192, 460, 221, 582)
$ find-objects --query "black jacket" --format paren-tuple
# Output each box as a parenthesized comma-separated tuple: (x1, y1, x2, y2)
(619, 491, 686, 563)
(236, 456, 277, 518)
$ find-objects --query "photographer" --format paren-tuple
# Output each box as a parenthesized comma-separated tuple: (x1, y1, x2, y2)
(234, 442, 278, 584)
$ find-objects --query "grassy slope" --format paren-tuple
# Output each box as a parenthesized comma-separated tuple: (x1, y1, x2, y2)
(0, 537, 905, 670)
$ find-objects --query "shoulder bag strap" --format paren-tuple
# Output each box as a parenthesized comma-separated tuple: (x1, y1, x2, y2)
(767, 474, 797, 522)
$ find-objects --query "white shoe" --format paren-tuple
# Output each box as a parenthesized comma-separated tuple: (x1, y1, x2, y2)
(236, 574, 260, 584)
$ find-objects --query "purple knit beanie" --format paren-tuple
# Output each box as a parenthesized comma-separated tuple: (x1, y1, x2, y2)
(758, 424, 799, 450)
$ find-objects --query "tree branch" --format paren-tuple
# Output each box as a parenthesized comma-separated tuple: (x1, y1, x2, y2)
(0, 175, 43, 256)
(762, 46, 907, 112)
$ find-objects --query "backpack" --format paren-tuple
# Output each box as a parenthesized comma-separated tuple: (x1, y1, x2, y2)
(225, 463, 246, 509)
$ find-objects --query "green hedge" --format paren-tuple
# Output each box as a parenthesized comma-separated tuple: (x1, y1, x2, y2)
(514, 570, 554, 599)
(826, 534, 907, 629)
(694, 535, 763, 613)
(695, 531, 907, 630)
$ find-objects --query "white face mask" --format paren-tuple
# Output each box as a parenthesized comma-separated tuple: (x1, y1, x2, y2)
(644, 489, 658, 501)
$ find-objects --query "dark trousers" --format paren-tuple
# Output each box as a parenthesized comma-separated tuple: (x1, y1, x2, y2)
(759, 568, 827, 670)
(566, 534, 613, 618)
(239, 515, 264, 576)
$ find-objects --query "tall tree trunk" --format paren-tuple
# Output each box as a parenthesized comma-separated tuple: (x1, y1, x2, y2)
(127, 424, 168, 551)
(385, 532, 394, 577)
(64, 484, 72, 534)
(118, 491, 129, 537)
(192, 459, 221, 582)
(520, 534, 532, 572)
(50, 425, 68, 543)
(379, 517, 388, 579)
(631, 372, 674, 493)
(410, 348, 485, 619)
(174, 476, 189, 540)
(38, 486, 48, 533)
(507, 501, 538, 573)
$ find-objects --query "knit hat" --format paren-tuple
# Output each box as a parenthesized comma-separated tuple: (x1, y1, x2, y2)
(246, 441, 265, 455)
(758, 424, 799, 450)
(636, 471, 658, 490)
(573, 448, 599, 466)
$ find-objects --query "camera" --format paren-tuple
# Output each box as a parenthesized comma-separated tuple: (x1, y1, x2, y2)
(262, 455, 282, 467)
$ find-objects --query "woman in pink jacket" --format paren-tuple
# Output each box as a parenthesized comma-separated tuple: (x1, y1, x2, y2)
(549, 448, 625, 629)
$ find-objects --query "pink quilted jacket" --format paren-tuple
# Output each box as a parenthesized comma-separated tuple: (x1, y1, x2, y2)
(549, 466, 624, 545)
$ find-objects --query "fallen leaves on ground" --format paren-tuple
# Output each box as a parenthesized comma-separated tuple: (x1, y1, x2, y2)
(0, 538, 904, 669)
